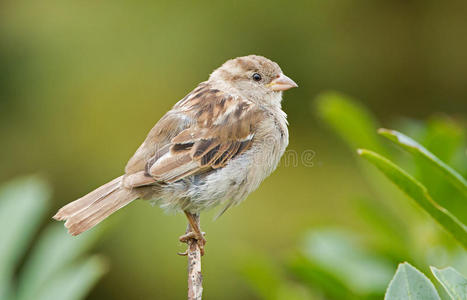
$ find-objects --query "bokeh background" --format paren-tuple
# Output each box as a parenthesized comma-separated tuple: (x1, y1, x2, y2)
(1, 1, 466, 299)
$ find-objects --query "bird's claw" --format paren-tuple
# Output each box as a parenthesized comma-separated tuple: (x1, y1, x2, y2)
(178, 231, 207, 256)
(179, 231, 206, 243)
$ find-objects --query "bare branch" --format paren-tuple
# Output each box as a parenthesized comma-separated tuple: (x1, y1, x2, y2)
(186, 215, 203, 300)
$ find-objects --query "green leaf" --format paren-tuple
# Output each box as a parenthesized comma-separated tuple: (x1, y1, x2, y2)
(17, 224, 101, 300)
(302, 229, 394, 295)
(431, 266, 467, 300)
(34, 256, 107, 300)
(358, 149, 467, 249)
(315, 91, 387, 154)
(378, 128, 467, 198)
(0, 176, 50, 300)
(315, 92, 406, 208)
(290, 255, 361, 300)
(385, 262, 440, 300)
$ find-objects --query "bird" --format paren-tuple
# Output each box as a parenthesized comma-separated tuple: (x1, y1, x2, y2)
(53, 55, 297, 254)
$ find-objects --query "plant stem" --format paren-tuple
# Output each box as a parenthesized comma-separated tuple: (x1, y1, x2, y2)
(186, 215, 203, 300)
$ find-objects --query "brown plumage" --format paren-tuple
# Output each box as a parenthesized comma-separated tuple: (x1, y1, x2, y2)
(53, 55, 297, 238)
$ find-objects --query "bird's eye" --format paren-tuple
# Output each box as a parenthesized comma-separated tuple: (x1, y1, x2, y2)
(252, 73, 262, 81)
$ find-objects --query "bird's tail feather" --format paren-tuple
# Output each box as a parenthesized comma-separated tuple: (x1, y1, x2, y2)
(53, 176, 139, 236)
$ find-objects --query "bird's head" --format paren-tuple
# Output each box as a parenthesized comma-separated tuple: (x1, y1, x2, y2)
(209, 55, 297, 105)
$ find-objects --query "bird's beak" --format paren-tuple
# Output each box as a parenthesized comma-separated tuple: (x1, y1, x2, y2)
(268, 73, 298, 91)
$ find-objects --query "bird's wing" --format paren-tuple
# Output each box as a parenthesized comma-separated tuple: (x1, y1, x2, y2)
(124, 83, 212, 174)
(124, 111, 192, 174)
(125, 84, 265, 186)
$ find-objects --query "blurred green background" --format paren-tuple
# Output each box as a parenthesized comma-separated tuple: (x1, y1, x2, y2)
(1, 1, 466, 299)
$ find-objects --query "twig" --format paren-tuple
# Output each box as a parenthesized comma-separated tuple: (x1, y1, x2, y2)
(186, 215, 203, 300)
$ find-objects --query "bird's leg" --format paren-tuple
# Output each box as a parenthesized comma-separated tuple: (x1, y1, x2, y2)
(181, 212, 206, 245)
(178, 212, 206, 256)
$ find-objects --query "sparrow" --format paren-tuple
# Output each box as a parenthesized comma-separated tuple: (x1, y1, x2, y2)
(53, 55, 297, 254)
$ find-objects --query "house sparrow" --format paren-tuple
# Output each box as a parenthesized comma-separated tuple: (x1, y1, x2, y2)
(53, 55, 297, 254)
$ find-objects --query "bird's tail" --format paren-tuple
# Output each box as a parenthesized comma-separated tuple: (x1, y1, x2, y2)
(53, 176, 139, 236)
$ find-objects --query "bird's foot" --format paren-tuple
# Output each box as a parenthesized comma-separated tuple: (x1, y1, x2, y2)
(178, 231, 206, 256)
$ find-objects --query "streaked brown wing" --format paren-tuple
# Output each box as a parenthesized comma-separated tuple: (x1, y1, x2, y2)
(124, 83, 265, 186)
(124, 112, 193, 174)
(147, 92, 265, 183)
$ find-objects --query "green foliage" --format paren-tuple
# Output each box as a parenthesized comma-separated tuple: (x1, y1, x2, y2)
(301, 229, 393, 295)
(384, 263, 467, 300)
(357, 149, 467, 249)
(2, 1, 467, 298)
(312, 93, 467, 298)
(431, 266, 467, 300)
(0, 176, 49, 300)
(385, 263, 440, 300)
(32, 256, 106, 300)
(289, 229, 394, 300)
(315, 91, 387, 154)
(0, 176, 106, 300)
(243, 92, 467, 300)
(377, 129, 467, 197)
